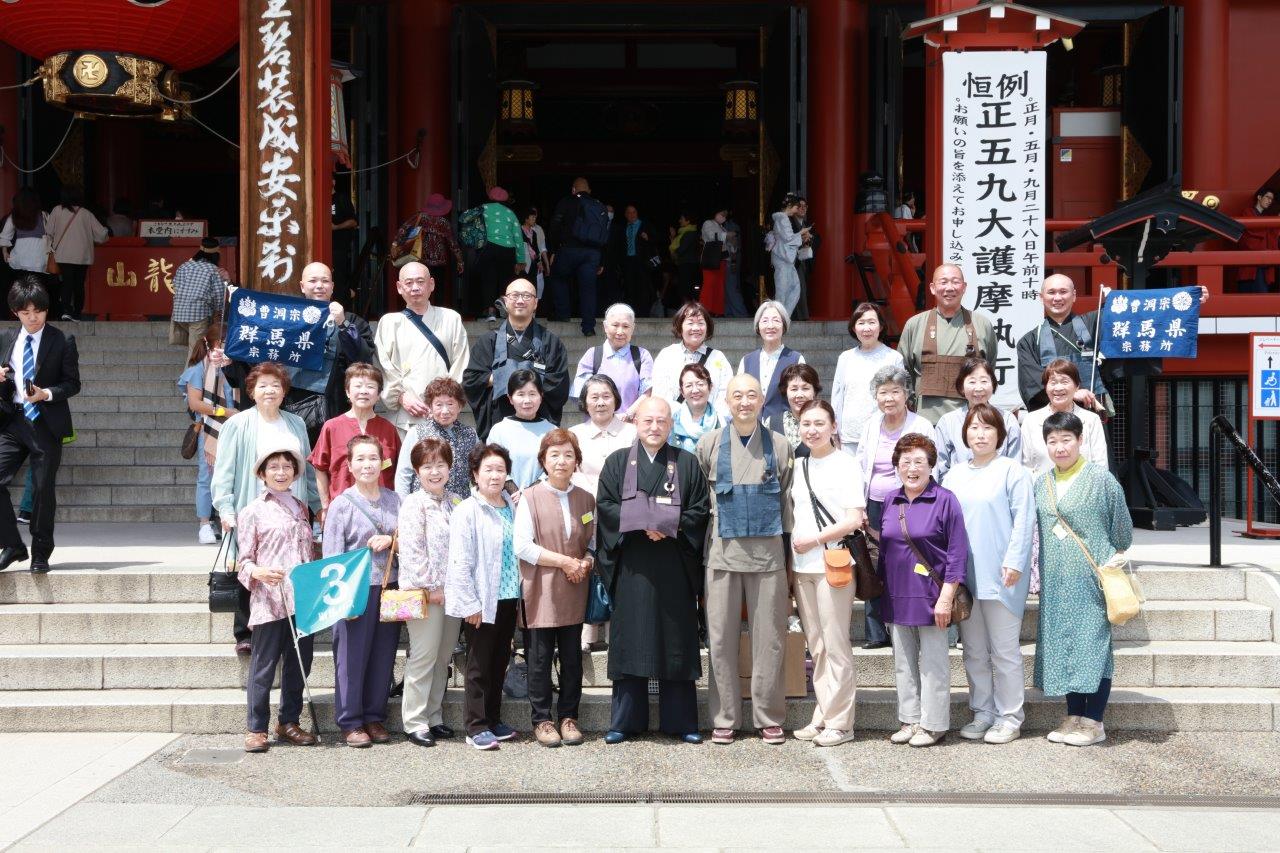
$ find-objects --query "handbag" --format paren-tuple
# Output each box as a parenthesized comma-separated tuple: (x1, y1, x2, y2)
(699, 239, 724, 270)
(584, 568, 614, 625)
(850, 528, 885, 602)
(800, 458, 851, 589)
(898, 504, 972, 623)
(1045, 473, 1143, 626)
(801, 458, 885, 598)
(180, 419, 202, 460)
(378, 532, 428, 621)
(207, 535, 241, 613)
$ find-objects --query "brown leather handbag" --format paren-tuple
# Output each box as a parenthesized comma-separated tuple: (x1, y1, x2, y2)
(898, 504, 971, 622)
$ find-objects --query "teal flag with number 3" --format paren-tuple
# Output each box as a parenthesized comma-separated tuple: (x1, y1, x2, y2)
(290, 548, 373, 636)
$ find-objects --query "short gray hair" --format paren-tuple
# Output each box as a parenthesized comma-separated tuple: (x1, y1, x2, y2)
(604, 303, 635, 324)
(753, 300, 790, 336)
(870, 364, 911, 396)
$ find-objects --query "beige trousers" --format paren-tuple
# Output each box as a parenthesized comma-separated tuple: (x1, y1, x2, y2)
(706, 567, 789, 729)
(171, 317, 211, 365)
(794, 572, 857, 731)
(401, 602, 461, 733)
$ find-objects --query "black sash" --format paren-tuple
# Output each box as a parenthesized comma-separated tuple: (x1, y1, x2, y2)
(402, 308, 450, 370)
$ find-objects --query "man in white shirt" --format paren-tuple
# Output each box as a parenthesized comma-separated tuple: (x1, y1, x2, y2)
(375, 262, 469, 434)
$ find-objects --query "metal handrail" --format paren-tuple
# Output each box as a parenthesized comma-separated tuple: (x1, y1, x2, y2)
(1208, 415, 1280, 566)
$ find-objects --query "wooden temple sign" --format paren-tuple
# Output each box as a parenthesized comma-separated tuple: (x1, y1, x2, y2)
(240, 0, 320, 294)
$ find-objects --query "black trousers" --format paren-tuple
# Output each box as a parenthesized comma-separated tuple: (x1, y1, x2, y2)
(246, 617, 314, 732)
(233, 585, 252, 643)
(462, 598, 518, 735)
(622, 256, 655, 316)
(472, 244, 517, 317)
(526, 623, 584, 724)
(610, 676, 698, 735)
(0, 414, 62, 559)
(676, 263, 701, 305)
(59, 263, 88, 317)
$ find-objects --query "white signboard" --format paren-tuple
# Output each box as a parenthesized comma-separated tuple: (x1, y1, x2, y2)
(1251, 333, 1280, 420)
(942, 51, 1047, 410)
(138, 219, 207, 239)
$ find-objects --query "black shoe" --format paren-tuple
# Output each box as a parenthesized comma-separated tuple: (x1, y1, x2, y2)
(406, 730, 436, 748)
(389, 679, 404, 698)
(862, 640, 891, 650)
(429, 724, 455, 740)
(30, 557, 50, 574)
(0, 546, 29, 571)
(16, 512, 30, 525)
(582, 327, 596, 337)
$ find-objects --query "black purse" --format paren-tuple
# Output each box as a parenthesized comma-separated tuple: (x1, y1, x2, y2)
(207, 534, 241, 613)
(699, 239, 724, 270)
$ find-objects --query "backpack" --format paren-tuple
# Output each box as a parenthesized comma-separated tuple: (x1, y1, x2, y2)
(569, 195, 610, 248)
(590, 344, 643, 377)
(458, 205, 487, 249)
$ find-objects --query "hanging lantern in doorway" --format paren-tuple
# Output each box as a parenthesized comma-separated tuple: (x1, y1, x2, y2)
(721, 81, 758, 138)
(499, 80, 538, 137)
(0, 0, 238, 117)
(330, 62, 356, 169)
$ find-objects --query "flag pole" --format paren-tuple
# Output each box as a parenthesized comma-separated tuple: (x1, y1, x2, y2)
(287, 612, 322, 743)
(1090, 285, 1108, 397)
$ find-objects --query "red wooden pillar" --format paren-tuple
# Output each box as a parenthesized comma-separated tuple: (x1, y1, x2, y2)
(1180, 0, 1229, 190)
(389, 0, 451, 224)
(807, 0, 860, 320)
(0, 45, 20, 210)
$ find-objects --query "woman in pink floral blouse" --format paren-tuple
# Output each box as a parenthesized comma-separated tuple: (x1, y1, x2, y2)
(236, 442, 318, 753)
(397, 437, 463, 747)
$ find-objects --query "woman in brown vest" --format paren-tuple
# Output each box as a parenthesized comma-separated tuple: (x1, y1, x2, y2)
(513, 428, 597, 747)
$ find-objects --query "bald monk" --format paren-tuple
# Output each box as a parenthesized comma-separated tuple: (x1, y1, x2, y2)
(695, 373, 795, 746)
(897, 264, 998, 425)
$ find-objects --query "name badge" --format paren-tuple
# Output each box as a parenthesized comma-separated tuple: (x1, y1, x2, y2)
(380, 459, 392, 470)
(913, 563, 930, 576)
(533, 362, 547, 372)
(580, 511, 594, 525)
(1052, 523, 1068, 540)
(655, 496, 673, 505)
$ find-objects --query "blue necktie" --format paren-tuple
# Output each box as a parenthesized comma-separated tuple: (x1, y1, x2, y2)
(22, 336, 38, 421)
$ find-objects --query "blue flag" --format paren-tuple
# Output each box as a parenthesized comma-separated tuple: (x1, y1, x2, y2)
(223, 288, 329, 371)
(290, 548, 373, 636)
(1098, 286, 1200, 360)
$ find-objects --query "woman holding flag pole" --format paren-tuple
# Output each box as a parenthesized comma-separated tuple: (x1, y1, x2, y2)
(323, 435, 403, 748)
(235, 442, 319, 753)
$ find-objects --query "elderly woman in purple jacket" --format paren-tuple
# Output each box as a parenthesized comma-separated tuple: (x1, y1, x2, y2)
(880, 433, 969, 749)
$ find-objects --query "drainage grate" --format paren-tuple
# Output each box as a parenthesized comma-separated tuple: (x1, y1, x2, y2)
(407, 790, 1280, 809)
(176, 748, 245, 765)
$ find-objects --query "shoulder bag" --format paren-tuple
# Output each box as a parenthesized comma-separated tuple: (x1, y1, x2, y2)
(585, 563, 613, 625)
(180, 418, 202, 460)
(801, 458, 884, 599)
(378, 532, 429, 622)
(897, 504, 972, 622)
(1044, 472, 1142, 626)
(207, 535, 241, 613)
(47, 208, 80, 275)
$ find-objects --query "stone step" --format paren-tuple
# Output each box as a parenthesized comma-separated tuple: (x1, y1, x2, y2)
(53, 505, 195, 523)
(1, 685, 1275, 734)
(78, 364, 186, 382)
(0, 565, 1249, 607)
(78, 347, 185, 365)
(0, 598, 1268, 649)
(4, 640, 1277, 692)
(48, 485, 195, 507)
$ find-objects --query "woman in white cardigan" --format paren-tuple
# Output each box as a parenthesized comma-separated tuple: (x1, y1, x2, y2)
(1021, 359, 1109, 474)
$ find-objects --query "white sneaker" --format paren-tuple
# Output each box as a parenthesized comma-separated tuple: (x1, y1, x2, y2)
(198, 524, 217, 545)
(1063, 719, 1106, 747)
(1046, 715, 1082, 743)
(814, 728, 855, 747)
(983, 724, 1021, 744)
(959, 719, 993, 740)
(908, 728, 946, 747)
(793, 724, 823, 741)
(889, 723, 917, 744)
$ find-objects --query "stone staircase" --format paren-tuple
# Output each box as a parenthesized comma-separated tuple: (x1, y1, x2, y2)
(7, 317, 854, 524)
(1, 562, 1278, 733)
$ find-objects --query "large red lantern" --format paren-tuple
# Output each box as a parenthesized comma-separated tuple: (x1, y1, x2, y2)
(0, 0, 239, 116)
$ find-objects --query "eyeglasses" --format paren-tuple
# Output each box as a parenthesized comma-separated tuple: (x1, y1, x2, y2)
(506, 292, 536, 302)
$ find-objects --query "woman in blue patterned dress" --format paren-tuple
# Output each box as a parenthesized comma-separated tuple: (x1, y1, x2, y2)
(1032, 411, 1133, 748)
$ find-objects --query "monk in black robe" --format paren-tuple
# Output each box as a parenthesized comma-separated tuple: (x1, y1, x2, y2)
(462, 278, 569, 438)
(596, 396, 710, 742)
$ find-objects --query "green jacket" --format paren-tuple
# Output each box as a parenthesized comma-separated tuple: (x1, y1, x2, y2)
(481, 203, 522, 249)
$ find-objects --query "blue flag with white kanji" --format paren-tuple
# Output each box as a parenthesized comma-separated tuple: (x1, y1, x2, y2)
(289, 548, 373, 636)
(1098, 286, 1200, 360)
(223, 287, 328, 371)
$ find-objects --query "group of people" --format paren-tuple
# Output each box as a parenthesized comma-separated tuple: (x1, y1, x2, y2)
(164, 246, 1148, 754)
(0, 186, 111, 321)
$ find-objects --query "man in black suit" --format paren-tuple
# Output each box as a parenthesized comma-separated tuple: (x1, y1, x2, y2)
(0, 276, 80, 573)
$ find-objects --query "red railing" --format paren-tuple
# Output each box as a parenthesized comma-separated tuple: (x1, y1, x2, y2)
(861, 215, 1280, 326)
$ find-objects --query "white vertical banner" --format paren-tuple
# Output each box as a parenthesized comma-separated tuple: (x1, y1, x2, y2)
(942, 51, 1046, 410)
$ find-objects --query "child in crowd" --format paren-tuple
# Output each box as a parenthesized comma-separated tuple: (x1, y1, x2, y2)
(236, 443, 318, 753)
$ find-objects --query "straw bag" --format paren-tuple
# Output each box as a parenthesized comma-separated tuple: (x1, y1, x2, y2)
(1045, 473, 1142, 626)
(377, 532, 428, 622)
